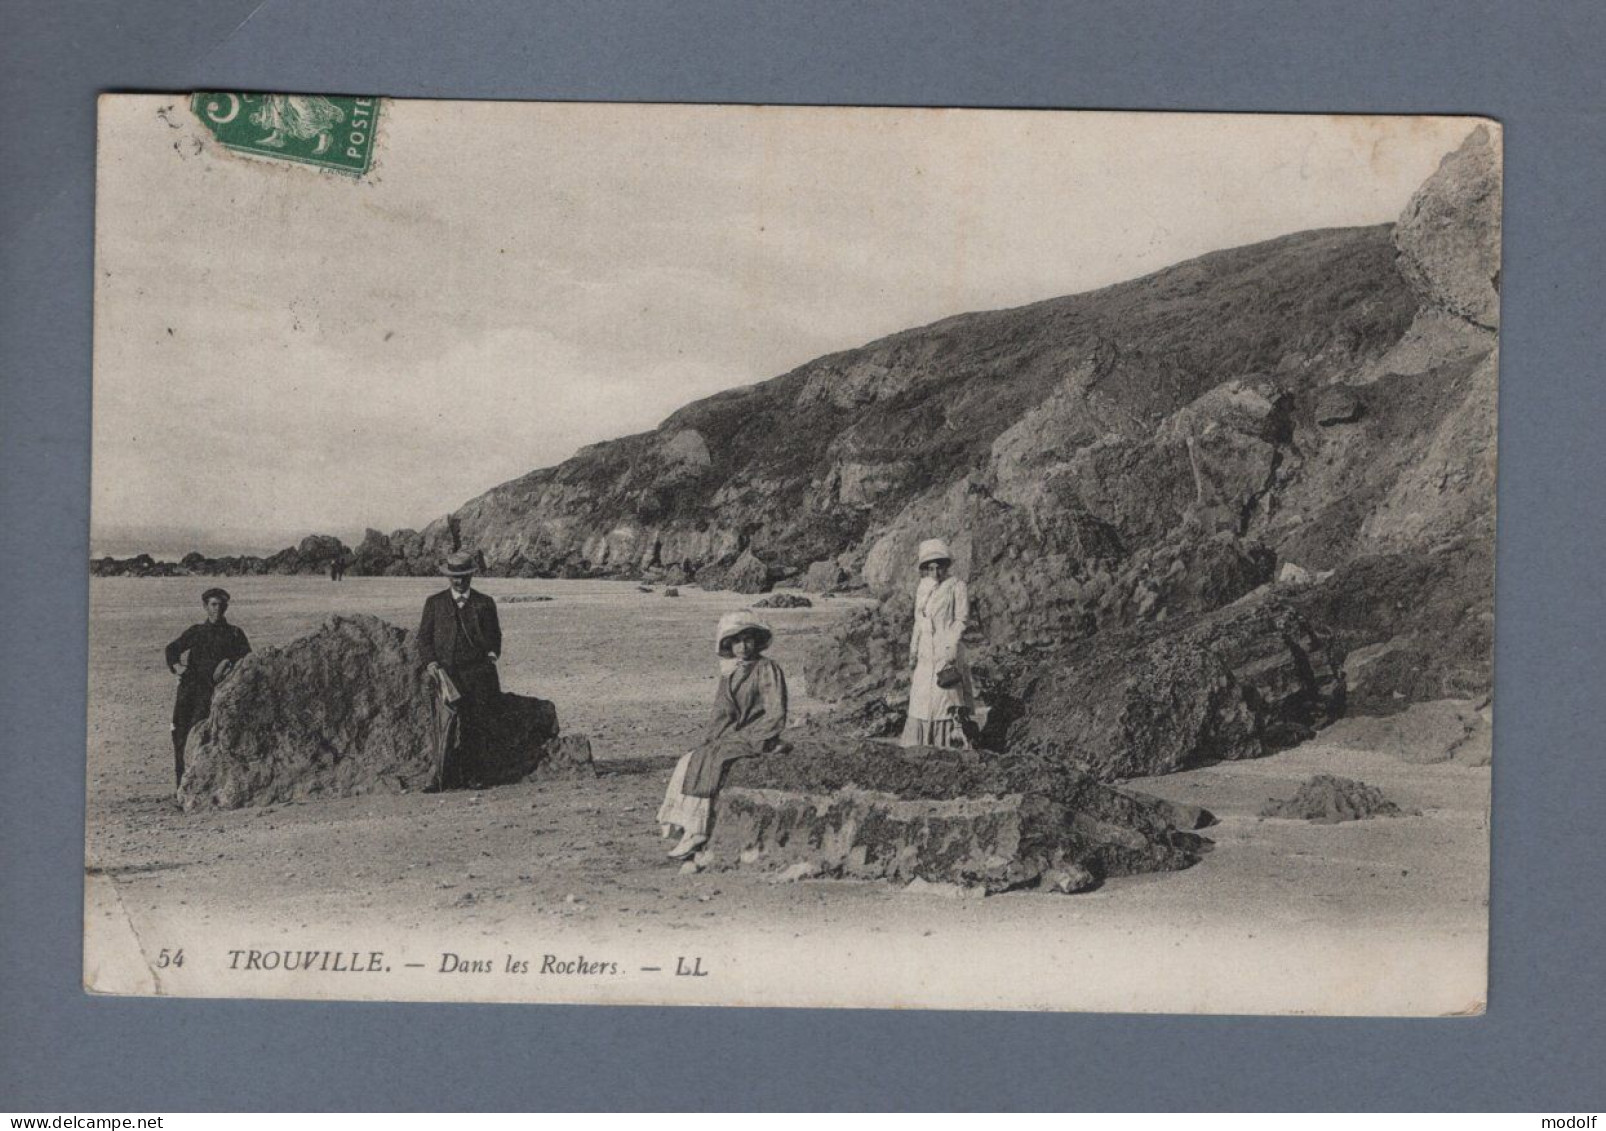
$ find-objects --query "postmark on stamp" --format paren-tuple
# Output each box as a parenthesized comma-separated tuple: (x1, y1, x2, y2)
(190, 93, 380, 175)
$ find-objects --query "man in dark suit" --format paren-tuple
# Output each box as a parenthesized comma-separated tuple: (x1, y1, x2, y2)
(165, 587, 252, 789)
(416, 550, 503, 788)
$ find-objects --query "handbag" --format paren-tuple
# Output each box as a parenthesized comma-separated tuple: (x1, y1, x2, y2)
(936, 662, 963, 690)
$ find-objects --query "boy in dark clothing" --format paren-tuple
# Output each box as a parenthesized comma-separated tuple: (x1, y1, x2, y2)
(164, 587, 252, 787)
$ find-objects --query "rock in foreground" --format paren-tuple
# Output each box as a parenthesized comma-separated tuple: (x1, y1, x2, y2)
(706, 739, 1213, 893)
(181, 614, 590, 810)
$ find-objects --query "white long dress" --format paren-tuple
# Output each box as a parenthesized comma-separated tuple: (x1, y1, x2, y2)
(900, 574, 975, 748)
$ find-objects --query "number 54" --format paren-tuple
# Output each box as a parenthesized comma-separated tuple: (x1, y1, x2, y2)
(156, 948, 185, 968)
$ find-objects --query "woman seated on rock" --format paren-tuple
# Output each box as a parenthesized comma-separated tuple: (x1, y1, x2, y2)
(658, 611, 789, 860)
(901, 537, 977, 749)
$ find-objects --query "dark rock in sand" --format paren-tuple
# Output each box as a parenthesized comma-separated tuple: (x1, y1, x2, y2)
(1259, 774, 1411, 823)
(710, 738, 1212, 892)
(180, 614, 589, 810)
(753, 592, 813, 609)
(663, 587, 680, 597)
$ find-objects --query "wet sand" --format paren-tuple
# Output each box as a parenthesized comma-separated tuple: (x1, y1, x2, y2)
(84, 577, 1490, 1014)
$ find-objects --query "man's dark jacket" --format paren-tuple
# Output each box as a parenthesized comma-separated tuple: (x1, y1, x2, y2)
(165, 620, 252, 686)
(416, 587, 502, 674)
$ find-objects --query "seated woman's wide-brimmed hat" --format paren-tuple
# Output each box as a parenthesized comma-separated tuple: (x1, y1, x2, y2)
(917, 538, 953, 567)
(715, 610, 773, 656)
(440, 550, 478, 577)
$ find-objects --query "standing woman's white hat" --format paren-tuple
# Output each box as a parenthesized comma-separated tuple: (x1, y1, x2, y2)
(917, 538, 953, 567)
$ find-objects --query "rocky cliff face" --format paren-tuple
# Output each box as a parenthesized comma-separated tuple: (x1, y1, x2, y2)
(391, 133, 1494, 611)
(409, 219, 1421, 589)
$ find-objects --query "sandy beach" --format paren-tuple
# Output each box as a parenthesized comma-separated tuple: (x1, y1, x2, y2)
(84, 577, 1490, 1014)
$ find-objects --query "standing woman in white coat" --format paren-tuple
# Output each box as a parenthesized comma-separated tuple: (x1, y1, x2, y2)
(900, 538, 976, 748)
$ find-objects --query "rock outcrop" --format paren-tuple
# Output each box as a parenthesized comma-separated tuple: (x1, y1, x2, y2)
(180, 615, 590, 810)
(706, 739, 1213, 892)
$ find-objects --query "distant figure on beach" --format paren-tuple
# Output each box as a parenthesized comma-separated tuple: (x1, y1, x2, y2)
(658, 611, 789, 860)
(165, 587, 252, 789)
(416, 550, 503, 790)
(900, 538, 976, 749)
(329, 557, 344, 581)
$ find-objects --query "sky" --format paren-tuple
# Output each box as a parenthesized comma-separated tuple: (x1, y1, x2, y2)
(91, 99, 1480, 554)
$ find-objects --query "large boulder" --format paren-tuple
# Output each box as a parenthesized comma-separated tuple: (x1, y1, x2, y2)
(1393, 124, 1501, 330)
(710, 739, 1213, 892)
(1000, 630, 1262, 780)
(180, 614, 590, 810)
(998, 594, 1343, 779)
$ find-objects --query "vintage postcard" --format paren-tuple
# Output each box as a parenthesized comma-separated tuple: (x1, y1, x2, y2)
(87, 97, 1498, 1013)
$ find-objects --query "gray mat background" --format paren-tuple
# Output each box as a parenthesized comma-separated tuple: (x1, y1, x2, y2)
(2, 0, 1602, 1111)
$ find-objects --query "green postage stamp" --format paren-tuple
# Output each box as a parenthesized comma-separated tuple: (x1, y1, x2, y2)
(190, 93, 379, 175)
